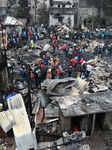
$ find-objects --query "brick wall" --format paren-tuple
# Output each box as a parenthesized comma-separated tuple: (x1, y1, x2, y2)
(59, 109, 71, 133)
(102, 112, 112, 131)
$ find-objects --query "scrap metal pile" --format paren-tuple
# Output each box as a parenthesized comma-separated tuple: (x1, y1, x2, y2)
(0, 23, 112, 150)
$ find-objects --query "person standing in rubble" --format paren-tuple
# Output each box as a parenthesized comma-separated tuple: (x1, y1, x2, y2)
(30, 70, 36, 88)
(34, 66, 42, 89)
(54, 65, 60, 79)
(46, 66, 52, 79)
(27, 30, 31, 41)
(97, 46, 102, 60)
(31, 40, 35, 54)
(102, 44, 108, 57)
(68, 46, 73, 60)
(12, 36, 17, 49)
(80, 61, 87, 79)
(86, 63, 92, 78)
(98, 30, 102, 39)
(43, 55, 49, 66)
(62, 43, 67, 58)
(68, 62, 73, 77)
(19, 66, 27, 82)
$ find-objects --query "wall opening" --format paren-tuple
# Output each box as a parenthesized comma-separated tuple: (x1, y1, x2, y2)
(71, 113, 107, 136)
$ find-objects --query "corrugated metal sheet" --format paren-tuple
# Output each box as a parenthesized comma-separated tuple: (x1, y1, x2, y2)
(3, 16, 23, 26)
(7, 94, 34, 150)
(56, 92, 112, 117)
(0, 110, 14, 132)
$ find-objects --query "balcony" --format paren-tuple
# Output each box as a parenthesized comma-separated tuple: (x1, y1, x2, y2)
(49, 7, 76, 15)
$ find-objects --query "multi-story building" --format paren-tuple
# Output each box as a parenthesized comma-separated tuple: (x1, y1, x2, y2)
(49, 0, 103, 27)
(29, 0, 49, 23)
(49, 0, 77, 27)
(0, 0, 10, 22)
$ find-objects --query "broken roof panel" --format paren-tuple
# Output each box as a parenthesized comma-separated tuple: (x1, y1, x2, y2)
(41, 78, 76, 95)
(55, 92, 112, 117)
(7, 94, 34, 150)
(0, 110, 14, 133)
(41, 78, 88, 96)
(3, 16, 23, 26)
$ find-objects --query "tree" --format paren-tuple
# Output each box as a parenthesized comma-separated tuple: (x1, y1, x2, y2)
(103, 0, 112, 16)
(37, 2, 49, 25)
(9, 0, 16, 6)
(14, 0, 31, 21)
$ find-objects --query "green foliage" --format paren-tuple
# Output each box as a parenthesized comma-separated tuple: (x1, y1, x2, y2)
(103, 1, 112, 16)
(37, 3, 49, 25)
(18, 0, 28, 8)
(14, 0, 31, 21)
(9, 0, 16, 5)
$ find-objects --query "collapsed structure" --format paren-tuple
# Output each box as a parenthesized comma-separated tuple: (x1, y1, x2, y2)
(0, 23, 112, 150)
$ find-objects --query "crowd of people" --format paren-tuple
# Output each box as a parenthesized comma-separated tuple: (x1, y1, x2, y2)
(7, 23, 48, 49)
(19, 38, 93, 89)
(98, 30, 112, 39)
(6, 22, 111, 89)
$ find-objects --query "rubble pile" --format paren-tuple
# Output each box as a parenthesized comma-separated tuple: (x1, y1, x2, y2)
(0, 22, 112, 150)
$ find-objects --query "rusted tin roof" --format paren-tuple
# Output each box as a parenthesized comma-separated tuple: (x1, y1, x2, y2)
(3, 16, 23, 26)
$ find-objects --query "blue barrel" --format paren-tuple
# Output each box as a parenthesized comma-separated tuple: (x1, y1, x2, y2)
(6, 94, 15, 99)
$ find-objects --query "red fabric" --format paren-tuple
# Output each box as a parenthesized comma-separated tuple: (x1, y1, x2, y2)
(62, 44, 66, 50)
(30, 72, 35, 79)
(40, 64, 45, 68)
(55, 68, 60, 76)
(74, 126, 79, 131)
(79, 58, 84, 63)
(20, 35, 22, 41)
(70, 58, 77, 66)
(35, 61, 40, 65)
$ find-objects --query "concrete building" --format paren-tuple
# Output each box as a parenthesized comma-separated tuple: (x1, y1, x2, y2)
(29, 0, 49, 23)
(77, 0, 103, 27)
(49, 0, 77, 27)
(49, 0, 103, 27)
(0, 0, 10, 22)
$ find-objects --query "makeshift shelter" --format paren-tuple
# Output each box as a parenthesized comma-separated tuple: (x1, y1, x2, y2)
(18, 18, 27, 28)
(3, 16, 23, 34)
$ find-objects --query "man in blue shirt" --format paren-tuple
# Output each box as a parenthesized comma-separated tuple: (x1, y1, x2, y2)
(43, 55, 49, 66)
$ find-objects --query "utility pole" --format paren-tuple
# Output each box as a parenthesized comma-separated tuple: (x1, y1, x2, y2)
(92, 12, 94, 31)
(0, 28, 8, 91)
(35, 0, 38, 23)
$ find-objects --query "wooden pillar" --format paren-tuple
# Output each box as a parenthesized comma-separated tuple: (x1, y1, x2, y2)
(0, 66, 8, 91)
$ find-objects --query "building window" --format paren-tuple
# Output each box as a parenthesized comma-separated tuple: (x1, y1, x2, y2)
(58, 17, 63, 23)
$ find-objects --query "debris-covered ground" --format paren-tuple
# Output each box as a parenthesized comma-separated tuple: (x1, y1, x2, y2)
(0, 24, 112, 150)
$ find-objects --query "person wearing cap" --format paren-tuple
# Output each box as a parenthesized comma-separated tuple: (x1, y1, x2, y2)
(19, 65, 27, 82)
(35, 61, 40, 66)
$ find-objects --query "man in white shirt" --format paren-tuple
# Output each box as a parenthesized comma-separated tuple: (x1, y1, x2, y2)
(86, 63, 92, 77)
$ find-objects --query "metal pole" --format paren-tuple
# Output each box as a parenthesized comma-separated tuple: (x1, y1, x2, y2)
(35, 0, 36, 23)
(26, 64, 32, 119)
(90, 114, 96, 137)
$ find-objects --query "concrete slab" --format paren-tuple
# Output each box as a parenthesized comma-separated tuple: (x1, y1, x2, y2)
(85, 134, 107, 150)
(100, 131, 112, 140)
